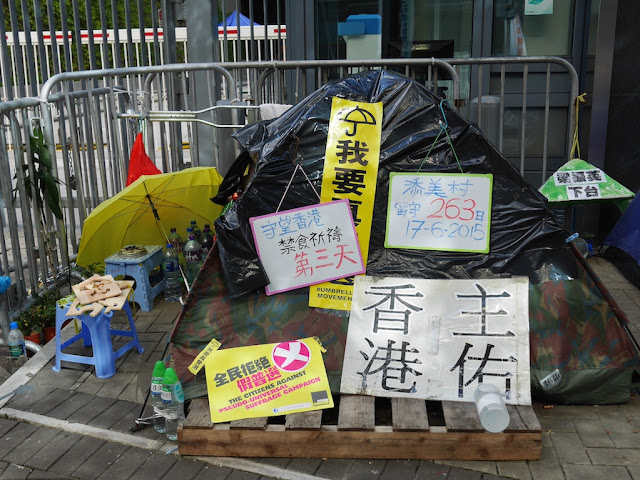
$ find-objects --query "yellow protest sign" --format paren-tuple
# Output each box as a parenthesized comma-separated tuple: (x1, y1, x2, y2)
(188, 337, 222, 375)
(308, 97, 382, 310)
(205, 337, 334, 423)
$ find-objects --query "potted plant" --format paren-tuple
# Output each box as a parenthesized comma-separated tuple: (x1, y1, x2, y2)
(15, 306, 43, 347)
(15, 289, 61, 346)
(38, 291, 60, 344)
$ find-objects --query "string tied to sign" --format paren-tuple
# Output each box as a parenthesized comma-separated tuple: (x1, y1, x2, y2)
(570, 92, 587, 159)
(417, 99, 464, 174)
(276, 163, 321, 213)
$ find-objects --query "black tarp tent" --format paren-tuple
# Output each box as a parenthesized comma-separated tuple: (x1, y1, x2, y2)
(169, 70, 639, 404)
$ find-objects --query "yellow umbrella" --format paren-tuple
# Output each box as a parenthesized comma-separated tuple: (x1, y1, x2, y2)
(77, 167, 224, 268)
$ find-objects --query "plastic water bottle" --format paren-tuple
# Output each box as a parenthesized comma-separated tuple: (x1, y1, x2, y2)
(163, 244, 181, 302)
(184, 235, 203, 285)
(201, 224, 214, 256)
(190, 220, 203, 242)
(168, 227, 185, 268)
(7, 321, 27, 373)
(474, 383, 510, 433)
(161, 367, 185, 441)
(150, 361, 166, 433)
(566, 233, 591, 258)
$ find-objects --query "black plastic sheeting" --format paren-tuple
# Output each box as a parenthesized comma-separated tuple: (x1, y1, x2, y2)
(214, 70, 575, 297)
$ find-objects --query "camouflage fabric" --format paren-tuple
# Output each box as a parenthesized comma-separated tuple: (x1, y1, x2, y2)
(172, 244, 639, 403)
(529, 274, 638, 372)
(528, 267, 639, 404)
(170, 243, 349, 400)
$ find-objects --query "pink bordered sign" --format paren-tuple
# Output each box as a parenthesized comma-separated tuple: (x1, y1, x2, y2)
(249, 199, 365, 295)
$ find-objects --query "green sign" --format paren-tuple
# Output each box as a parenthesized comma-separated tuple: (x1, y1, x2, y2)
(539, 158, 634, 205)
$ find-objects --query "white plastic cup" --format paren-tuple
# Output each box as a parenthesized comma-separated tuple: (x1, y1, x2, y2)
(474, 383, 510, 433)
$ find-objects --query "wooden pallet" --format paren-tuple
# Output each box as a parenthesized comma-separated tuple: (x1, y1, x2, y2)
(178, 395, 541, 460)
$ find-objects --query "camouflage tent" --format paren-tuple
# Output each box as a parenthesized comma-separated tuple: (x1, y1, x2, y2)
(169, 70, 638, 404)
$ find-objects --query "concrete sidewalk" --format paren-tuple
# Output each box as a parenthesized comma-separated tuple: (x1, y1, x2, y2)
(0, 255, 638, 480)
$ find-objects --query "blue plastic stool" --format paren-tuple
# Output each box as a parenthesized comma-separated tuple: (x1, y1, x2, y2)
(104, 245, 165, 312)
(53, 296, 144, 378)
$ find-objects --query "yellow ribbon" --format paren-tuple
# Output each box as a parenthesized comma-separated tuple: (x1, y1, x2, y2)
(570, 93, 587, 159)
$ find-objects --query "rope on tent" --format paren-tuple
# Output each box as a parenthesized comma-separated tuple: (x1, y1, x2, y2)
(417, 99, 463, 174)
(570, 93, 587, 159)
(276, 163, 321, 213)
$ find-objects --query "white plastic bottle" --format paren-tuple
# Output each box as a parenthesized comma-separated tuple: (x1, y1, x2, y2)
(162, 243, 181, 302)
(7, 321, 27, 373)
(474, 383, 510, 433)
(150, 361, 166, 433)
(161, 367, 185, 441)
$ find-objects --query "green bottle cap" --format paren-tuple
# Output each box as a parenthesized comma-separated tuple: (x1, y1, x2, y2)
(152, 361, 166, 378)
(163, 367, 178, 385)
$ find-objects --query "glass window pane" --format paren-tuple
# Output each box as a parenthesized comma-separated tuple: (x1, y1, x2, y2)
(588, 0, 601, 56)
(385, 1, 473, 59)
(492, 0, 575, 56)
(501, 107, 567, 157)
(315, 1, 473, 61)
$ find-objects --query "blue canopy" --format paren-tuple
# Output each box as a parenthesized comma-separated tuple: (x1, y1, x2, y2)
(218, 12, 261, 27)
(605, 193, 640, 264)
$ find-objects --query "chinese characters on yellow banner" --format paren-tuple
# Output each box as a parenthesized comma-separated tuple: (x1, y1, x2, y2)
(205, 337, 334, 422)
(308, 98, 383, 311)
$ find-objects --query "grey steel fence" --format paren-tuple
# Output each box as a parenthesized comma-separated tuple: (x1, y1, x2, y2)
(240, 57, 578, 186)
(446, 56, 579, 187)
(0, 56, 578, 318)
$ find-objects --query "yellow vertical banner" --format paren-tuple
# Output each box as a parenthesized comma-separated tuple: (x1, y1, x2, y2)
(308, 97, 383, 310)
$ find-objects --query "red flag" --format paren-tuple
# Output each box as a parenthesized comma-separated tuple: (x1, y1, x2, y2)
(126, 132, 161, 186)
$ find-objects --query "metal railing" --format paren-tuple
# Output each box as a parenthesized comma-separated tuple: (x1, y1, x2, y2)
(1, 25, 288, 101)
(0, 56, 578, 318)
(446, 56, 579, 187)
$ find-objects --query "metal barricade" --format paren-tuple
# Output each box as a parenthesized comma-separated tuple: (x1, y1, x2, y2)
(447, 56, 579, 186)
(1, 63, 242, 315)
(0, 57, 578, 317)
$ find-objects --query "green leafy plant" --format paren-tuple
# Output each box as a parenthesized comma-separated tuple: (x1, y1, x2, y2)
(15, 289, 61, 335)
(14, 126, 63, 220)
(73, 262, 106, 278)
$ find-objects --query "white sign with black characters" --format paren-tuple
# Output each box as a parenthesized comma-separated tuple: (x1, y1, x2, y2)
(553, 169, 605, 186)
(340, 275, 531, 405)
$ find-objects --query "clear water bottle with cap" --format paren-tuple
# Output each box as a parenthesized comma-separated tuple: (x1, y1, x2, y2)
(161, 367, 185, 441)
(184, 234, 203, 285)
(566, 232, 590, 258)
(163, 243, 181, 302)
(7, 321, 27, 373)
(190, 220, 203, 242)
(150, 361, 166, 433)
(474, 382, 510, 433)
(168, 227, 185, 268)
(201, 224, 214, 257)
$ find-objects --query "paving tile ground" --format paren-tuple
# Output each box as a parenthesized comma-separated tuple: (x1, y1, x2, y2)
(0, 255, 639, 479)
